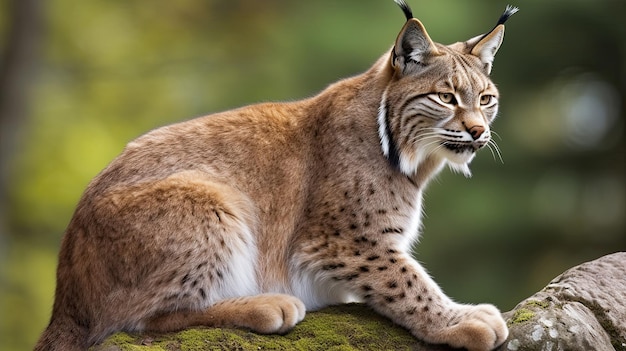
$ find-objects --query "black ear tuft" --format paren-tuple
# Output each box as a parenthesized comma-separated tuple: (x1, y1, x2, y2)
(394, 0, 413, 21)
(497, 5, 519, 25)
(474, 5, 518, 45)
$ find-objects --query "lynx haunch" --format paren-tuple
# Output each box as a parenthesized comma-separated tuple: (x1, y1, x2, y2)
(35, 1, 517, 351)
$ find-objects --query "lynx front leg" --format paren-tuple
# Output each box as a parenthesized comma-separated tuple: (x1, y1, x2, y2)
(425, 303, 508, 351)
(323, 251, 507, 351)
(145, 293, 306, 335)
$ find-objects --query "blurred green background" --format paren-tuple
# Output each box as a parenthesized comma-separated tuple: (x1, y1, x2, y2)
(1, 0, 624, 350)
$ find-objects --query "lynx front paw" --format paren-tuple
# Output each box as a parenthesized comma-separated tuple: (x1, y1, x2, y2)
(239, 294, 306, 334)
(438, 304, 508, 351)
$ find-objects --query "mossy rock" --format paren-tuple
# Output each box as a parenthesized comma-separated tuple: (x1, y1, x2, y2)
(91, 304, 453, 351)
(92, 253, 626, 351)
(498, 252, 626, 351)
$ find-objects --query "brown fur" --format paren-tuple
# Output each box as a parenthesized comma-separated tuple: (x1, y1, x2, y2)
(36, 4, 515, 351)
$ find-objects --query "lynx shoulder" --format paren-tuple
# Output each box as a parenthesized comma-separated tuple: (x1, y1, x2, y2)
(36, 2, 517, 351)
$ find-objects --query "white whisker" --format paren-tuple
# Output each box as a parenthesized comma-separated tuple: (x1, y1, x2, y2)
(407, 128, 443, 143)
(424, 140, 447, 159)
(409, 133, 441, 144)
(487, 139, 504, 164)
(485, 142, 498, 162)
(490, 130, 503, 141)
(413, 136, 443, 153)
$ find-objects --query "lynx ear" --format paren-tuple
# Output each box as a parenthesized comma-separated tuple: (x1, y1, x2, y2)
(468, 26, 505, 74)
(391, 18, 440, 74)
(466, 5, 518, 74)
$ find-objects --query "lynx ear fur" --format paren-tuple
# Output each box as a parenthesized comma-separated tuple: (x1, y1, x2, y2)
(469, 26, 505, 74)
(391, 18, 440, 74)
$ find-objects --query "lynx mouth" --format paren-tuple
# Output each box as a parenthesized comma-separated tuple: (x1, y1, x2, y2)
(443, 142, 483, 154)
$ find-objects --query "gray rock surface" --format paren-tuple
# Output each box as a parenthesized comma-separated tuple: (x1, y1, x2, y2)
(499, 252, 626, 351)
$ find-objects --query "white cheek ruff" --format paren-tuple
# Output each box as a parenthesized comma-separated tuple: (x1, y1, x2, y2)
(377, 92, 402, 170)
(377, 94, 390, 158)
(398, 152, 421, 176)
(447, 160, 473, 178)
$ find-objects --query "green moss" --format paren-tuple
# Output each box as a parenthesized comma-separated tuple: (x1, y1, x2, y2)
(95, 332, 169, 351)
(92, 304, 428, 351)
(292, 304, 419, 350)
(103, 332, 136, 344)
(507, 308, 535, 326)
(524, 300, 550, 309)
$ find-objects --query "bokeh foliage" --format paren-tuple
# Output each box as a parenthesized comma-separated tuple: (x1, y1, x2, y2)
(1, 0, 624, 350)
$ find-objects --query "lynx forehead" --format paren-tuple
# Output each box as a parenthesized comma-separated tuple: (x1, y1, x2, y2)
(36, 2, 516, 351)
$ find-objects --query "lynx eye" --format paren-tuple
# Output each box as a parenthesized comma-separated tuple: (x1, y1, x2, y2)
(438, 93, 457, 105)
(480, 95, 495, 106)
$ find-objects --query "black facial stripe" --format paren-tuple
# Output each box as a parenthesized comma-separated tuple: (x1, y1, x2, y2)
(384, 101, 401, 170)
(402, 94, 452, 121)
(399, 93, 431, 115)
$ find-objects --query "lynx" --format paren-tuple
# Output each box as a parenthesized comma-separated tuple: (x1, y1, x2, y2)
(35, 1, 517, 350)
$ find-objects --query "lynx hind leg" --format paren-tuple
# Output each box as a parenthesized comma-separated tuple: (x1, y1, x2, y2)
(89, 170, 261, 340)
(145, 293, 306, 334)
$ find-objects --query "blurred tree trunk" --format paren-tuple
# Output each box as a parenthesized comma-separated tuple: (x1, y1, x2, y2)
(0, 0, 43, 238)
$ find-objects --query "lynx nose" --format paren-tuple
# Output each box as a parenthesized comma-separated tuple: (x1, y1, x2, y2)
(467, 125, 485, 140)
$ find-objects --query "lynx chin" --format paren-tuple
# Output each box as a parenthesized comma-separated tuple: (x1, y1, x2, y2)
(36, 1, 518, 351)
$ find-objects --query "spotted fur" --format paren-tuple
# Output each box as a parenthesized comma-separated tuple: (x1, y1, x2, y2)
(36, 2, 516, 351)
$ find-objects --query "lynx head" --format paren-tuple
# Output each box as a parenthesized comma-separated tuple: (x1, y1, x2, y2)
(378, 0, 518, 177)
